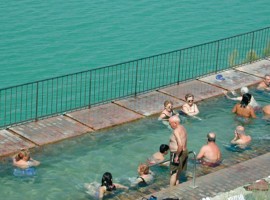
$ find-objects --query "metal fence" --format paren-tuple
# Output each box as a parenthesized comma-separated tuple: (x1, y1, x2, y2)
(1, 26, 270, 128)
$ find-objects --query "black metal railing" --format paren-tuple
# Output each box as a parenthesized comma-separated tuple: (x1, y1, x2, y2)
(1, 26, 270, 128)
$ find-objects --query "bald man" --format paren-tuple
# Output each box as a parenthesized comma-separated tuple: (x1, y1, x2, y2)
(168, 115, 188, 186)
(257, 74, 270, 91)
(197, 132, 221, 167)
(231, 126, 251, 148)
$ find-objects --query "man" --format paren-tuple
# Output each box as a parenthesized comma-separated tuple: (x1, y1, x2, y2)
(147, 144, 169, 166)
(197, 132, 221, 167)
(257, 74, 270, 91)
(231, 126, 251, 148)
(168, 115, 188, 186)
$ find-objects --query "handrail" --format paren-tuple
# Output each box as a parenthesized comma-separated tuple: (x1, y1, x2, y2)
(188, 151, 198, 189)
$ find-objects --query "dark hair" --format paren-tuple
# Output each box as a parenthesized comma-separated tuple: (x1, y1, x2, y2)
(159, 144, 169, 153)
(185, 93, 194, 101)
(207, 133, 216, 142)
(240, 93, 251, 108)
(101, 172, 115, 191)
(164, 100, 173, 107)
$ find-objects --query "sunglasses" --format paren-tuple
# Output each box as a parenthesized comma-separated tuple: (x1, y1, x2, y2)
(187, 99, 194, 103)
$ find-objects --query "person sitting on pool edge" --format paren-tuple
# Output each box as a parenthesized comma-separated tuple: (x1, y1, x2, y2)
(147, 144, 169, 166)
(197, 132, 221, 167)
(232, 93, 256, 119)
(257, 74, 270, 91)
(159, 100, 179, 121)
(135, 163, 154, 187)
(223, 86, 259, 109)
(231, 126, 251, 149)
(95, 172, 128, 199)
(13, 149, 40, 169)
(181, 94, 199, 116)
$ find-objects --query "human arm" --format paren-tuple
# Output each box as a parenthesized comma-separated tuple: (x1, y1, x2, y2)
(231, 132, 239, 144)
(114, 183, 129, 190)
(158, 113, 168, 121)
(28, 158, 40, 167)
(99, 186, 106, 199)
(232, 104, 237, 113)
(196, 146, 205, 160)
(250, 107, 256, 118)
(223, 91, 241, 101)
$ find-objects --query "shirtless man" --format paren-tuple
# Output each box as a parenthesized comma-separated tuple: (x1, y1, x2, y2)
(232, 93, 256, 118)
(197, 132, 221, 167)
(231, 126, 251, 148)
(257, 74, 270, 91)
(168, 115, 188, 186)
(147, 144, 169, 166)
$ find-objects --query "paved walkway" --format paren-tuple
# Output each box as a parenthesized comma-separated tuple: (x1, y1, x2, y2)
(138, 152, 270, 200)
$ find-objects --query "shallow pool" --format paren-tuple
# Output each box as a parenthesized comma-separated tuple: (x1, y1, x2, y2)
(0, 88, 269, 200)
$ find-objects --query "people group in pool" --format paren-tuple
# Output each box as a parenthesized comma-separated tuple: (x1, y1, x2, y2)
(11, 74, 270, 199)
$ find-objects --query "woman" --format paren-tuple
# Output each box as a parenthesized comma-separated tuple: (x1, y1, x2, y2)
(159, 100, 178, 120)
(181, 94, 199, 116)
(97, 172, 128, 199)
(135, 163, 154, 187)
(232, 93, 256, 119)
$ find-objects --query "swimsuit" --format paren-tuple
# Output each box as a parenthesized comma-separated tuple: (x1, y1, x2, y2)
(161, 110, 176, 120)
(170, 150, 188, 175)
(199, 159, 221, 167)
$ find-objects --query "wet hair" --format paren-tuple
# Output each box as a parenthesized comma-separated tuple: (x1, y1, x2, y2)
(185, 93, 194, 101)
(164, 100, 173, 107)
(240, 93, 251, 108)
(138, 163, 150, 175)
(15, 149, 30, 161)
(101, 172, 115, 191)
(207, 133, 216, 142)
(159, 144, 169, 153)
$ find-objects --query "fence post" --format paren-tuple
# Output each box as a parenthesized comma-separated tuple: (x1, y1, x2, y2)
(88, 71, 92, 109)
(35, 82, 39, 121)
(215, 41, 220, 73)
(134, 60, 139, 97)
(250, 31, 255, 63)
(177, 50, 182, 84)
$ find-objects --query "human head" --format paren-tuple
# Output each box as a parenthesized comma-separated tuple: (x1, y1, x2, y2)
(138, 163, 150, 175)
(235, 125, 245, 135)
(164, 100, 173, 111)
(185, 93, 194, 105)
(101, 172, 113, 188)
(240, 87, 249, 95)
(169, 115, 180, 129)
(207, 132, 216, 142)
(264, 74, 270, 86)
(240, 93, 251, 108)
(159, 144, 169, 154)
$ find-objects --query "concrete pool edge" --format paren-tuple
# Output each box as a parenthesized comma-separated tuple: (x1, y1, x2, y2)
(0, 59, 269, 158)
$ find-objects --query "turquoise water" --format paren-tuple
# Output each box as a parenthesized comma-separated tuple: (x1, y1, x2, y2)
(0, 0, 269, 88)
(0, 88, 269, 200)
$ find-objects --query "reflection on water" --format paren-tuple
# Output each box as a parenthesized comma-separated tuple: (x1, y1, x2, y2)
(0, 89, 269, 199)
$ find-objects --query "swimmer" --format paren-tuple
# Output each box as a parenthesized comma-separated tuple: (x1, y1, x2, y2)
(197, 133, 221, 167)
(94, 172, 128, 199)
(135, 163, 154, 187)
(257, 74, 270, 91)
(223, 86, 259, 108)
(147, 144, 169, 166)
(231, 126, 251, 149)
(13, 149, 40, 169)
(262, 105, 270, 120)
(232, 93, 256, 119)
(159, 100, 179, 121)
(181, 94, 199, 117)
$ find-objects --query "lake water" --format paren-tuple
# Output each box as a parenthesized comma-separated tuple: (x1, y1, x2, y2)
(0, 0, 269, 88)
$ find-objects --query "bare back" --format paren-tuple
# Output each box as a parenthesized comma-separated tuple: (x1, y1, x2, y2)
(232, 104, 256, 118)
(198, 143, 221, 163)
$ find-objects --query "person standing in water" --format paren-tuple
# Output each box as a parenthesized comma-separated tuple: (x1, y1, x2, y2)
(232, 93, 256, 119)
(168, 115, 188, 186)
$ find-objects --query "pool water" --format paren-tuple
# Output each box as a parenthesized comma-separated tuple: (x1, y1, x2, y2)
(0, 88, 269, 200)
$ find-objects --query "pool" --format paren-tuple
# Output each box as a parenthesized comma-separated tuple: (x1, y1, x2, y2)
(0, 88, 269, 200)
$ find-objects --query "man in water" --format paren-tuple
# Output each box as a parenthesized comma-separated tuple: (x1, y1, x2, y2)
(257, 74, 270, 91)
(231, 126, 251, 148)
(197, 132, 221, 167)
(168, 115, 188, 186)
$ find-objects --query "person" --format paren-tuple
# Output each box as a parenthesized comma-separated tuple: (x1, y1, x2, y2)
(232, 93, 256, 119)
(262, 105, 270, 119)
(159, 100, 178, 120)
(97, 172, 128, 199)
(230, 126, 251, 149)
(147, 144, 169, 166)
(135, 163, 154, 187)
(168, 115, 188, 186)
(13, 149, 40, 169)
(257, 74, 270, 91)
(197, 132, 221, 167)
(223, 86, 259, 108)
(181, 94, 199, 116)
